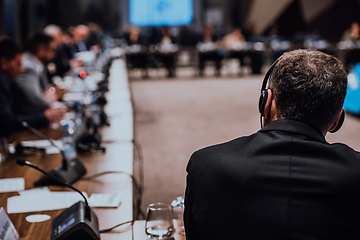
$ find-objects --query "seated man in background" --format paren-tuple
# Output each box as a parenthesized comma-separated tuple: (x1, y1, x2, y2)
(44, 24, 72, 78)
(65, 24, 90, 59)
(197, 25, 224, 77)
(16, 33, 58, 112)
(185, 49, 360, 239)
(223, 28, 246, 75)
(0, 38, 64, 137)
(158, 27, 177, 78)
(124, 26, 149, 79)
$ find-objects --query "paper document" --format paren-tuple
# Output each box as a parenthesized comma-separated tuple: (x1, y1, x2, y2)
(8, 140, 63, 155)
(0, 207, 19, 240)
(7, 192, 88, 214)
(88, 193, 122, 208)
(7, 191, 122, 214)
(0, 178, 24, 193)
(18, 187, 50, 196)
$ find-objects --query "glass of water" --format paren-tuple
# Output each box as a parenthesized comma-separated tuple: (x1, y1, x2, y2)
(145, 202, 174, 239)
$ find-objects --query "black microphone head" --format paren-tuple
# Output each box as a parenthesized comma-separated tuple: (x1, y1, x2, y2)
(16, 159, 26, 166)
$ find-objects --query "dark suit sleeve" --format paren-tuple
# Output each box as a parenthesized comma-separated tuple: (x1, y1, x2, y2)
(184, 153, 196, 240)
(0, 87, 48, 137)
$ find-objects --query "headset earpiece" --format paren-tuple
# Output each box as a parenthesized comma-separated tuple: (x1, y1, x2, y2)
(330, 110, 345, 133)
(259, 60, 278, 118)
(259, 90, 268, 116)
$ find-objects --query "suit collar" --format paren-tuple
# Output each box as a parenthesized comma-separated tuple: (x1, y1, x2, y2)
(259, 119, 327, 143)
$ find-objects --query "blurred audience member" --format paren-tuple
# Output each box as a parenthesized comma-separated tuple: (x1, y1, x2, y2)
(0, 38, 63, 137)
(87, 22, 103, 51)
(44, 24, 71, 77)
(73, 24, 90, 52)
(341, 22, 360, 70)
(223, 28, 246, 75)
(124, 27, 149, 79)
(197, 25, 224, 77)
(223, 28, 246, 50)
(158, 27, 177, 78)
(263, 23, 287, 62)
(64, 25, 90, 60)
(341, 22, 360, 42)
(16, 33, 58, 112)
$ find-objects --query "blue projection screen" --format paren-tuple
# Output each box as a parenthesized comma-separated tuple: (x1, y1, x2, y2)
(130, 0, 193, 26)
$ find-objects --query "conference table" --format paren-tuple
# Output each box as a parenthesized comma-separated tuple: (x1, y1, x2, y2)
(0, 58, 137, 240)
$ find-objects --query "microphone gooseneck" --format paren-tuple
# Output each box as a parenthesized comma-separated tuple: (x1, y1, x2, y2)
(21, 121, 68, 170)
(16, 158, 91, 221)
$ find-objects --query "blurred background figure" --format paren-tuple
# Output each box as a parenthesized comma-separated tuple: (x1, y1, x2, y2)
(87, 22, 104, 51)
(158, 27, 177, 78)
(16, 33, 58, 112)
(73, 24, 90, 52)
(0, 38, 63, 137)
(341, 22, 360, 42)
(64, 24, 90, 60)
(223, 28, 246, 50)
(223, 28, 246, 75)
(44, 24, 72, 78)
(197, 25, 224, 77)
(124, 26, 149, 79)
(341, 22, 360, 70)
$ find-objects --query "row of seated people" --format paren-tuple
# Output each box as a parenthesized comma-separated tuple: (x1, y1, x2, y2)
(0, 23, 100, 138)
(123, 21, 360, 79)
(122, 26, 264, 78)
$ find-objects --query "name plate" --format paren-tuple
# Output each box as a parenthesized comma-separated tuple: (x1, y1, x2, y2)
(0, 207, 18, 240)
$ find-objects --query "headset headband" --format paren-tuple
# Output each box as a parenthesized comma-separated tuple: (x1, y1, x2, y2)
(261, 59, 279, 91)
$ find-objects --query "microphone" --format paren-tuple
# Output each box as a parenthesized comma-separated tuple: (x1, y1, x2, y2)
(21, 121, 86, 187)
(21, 121, 68, 169)
(16, 159, 100, 240)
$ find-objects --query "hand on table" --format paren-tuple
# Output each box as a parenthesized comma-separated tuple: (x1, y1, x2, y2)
(44, 108, 65, 123)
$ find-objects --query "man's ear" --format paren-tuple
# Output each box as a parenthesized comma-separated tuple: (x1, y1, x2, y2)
(328, 110, 344, 133)
(263, 89, 278, 127)
(263, 89, 273, 120)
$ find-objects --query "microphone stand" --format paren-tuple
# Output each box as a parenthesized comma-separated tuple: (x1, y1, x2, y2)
(16, 159, 99, 240)
(21, 121, 86, 186)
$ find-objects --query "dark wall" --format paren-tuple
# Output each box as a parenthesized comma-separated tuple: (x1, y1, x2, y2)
(275, 0, 306, 38)
(46, 0, 120, 31)
(308, 0, 360, 42)
(0, 0, 4, 36)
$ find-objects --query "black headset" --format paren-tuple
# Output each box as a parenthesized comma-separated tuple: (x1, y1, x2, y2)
(258, 59, 344, 133)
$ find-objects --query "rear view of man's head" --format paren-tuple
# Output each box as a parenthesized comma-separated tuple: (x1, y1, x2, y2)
(0, 38, 23, 80)
(268, 49, 347, 133)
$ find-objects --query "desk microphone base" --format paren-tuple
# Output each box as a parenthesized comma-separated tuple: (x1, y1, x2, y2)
(34, 158, 87, 186)
(51, 201, 100, 240)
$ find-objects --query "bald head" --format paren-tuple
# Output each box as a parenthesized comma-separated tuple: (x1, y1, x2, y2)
(74, 25, 89, 42)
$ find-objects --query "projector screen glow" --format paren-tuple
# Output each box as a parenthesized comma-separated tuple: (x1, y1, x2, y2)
(130, 0, 193, 26)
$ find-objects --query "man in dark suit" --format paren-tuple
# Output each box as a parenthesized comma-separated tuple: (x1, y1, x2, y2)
(0, 38, 63, 137)
(184, 49, 360, 240)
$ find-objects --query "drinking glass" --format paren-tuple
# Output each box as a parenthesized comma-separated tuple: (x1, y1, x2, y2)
(145, 202, 174, 239)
